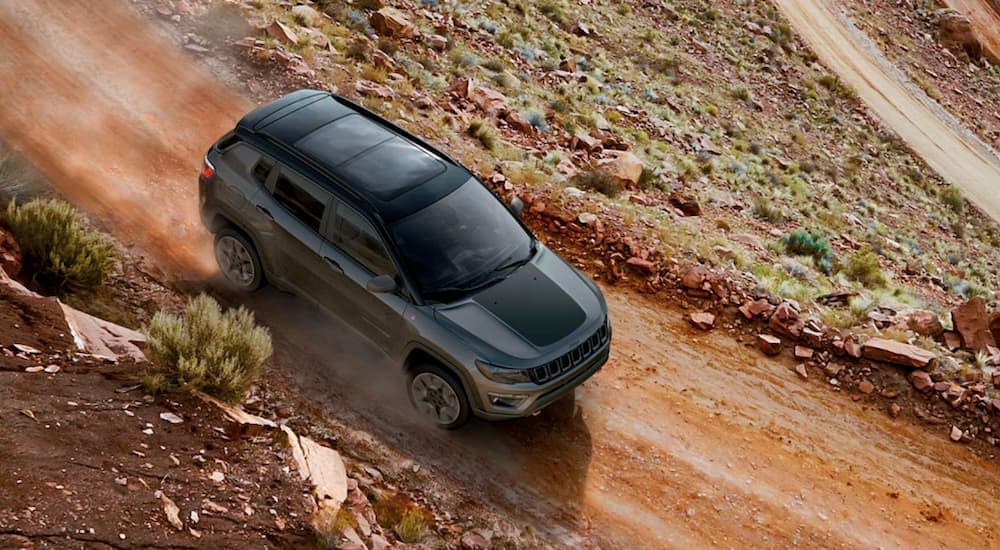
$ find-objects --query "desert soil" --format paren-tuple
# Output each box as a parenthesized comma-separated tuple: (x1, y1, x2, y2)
(0, 0, 999, 548)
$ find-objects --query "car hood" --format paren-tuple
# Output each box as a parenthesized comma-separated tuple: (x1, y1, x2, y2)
(433, 245, 604, 362)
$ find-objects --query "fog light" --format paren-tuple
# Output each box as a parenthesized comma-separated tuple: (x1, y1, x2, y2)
(488, 393, 529, 408)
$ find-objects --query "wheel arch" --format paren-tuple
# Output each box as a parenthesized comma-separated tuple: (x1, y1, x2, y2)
(402, 344, 481, 410)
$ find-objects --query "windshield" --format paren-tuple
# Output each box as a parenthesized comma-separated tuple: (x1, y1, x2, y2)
(390, 179, 533, 298)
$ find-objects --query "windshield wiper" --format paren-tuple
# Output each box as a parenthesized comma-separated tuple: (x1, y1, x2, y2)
(493, 239, 537, 274)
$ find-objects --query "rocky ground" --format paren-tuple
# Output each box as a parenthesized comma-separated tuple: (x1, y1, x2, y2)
(2, 0, 1000, 547)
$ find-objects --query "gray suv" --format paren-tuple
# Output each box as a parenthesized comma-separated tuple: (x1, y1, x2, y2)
(199, 90, 610, 428)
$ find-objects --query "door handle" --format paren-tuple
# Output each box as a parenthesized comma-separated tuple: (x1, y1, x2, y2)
(255, 204, 273, 219)
(323, 256, 343, 273)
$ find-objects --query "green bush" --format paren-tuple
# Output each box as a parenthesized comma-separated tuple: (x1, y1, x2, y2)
(782, 229, 832, 273)
(844, 246, 887, 287)
(573, 169, 622, 198)
(142, 294, 272, 402)
(4, 198, 116, 294)
(940, 185, 964, 213)
(467, 119, 498, 150)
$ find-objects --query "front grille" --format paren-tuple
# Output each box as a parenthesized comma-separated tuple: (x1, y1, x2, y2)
(529, 318, 610, 384)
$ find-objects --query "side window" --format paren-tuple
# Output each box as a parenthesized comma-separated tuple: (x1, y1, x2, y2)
(332, 204, 395, 276)
(271, 171, 329, 233)
(252, 158, 272, 185)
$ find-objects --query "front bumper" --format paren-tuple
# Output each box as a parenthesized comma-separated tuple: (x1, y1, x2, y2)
(471, 342, 610, 421)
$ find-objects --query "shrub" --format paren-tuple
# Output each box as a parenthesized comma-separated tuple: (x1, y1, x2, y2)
(573, 169, 622, 198)
(782, 229, 832, 274)
(466, 119, 497, 150)
(482, 58, 504, 72)
(4, 198, 116, 294)
(752, 198, 785, 223)
(0, 147, 47, 203)
(637, 167, 658, 190)
(142, 294, 272, 402)
(940, 185, 964, 213)
(844, 246, 886, 287)
(394, 509, 429, 543)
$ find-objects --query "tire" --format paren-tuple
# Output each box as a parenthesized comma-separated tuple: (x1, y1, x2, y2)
(407, 364, 471, 430)
(213, 227, 266, 291)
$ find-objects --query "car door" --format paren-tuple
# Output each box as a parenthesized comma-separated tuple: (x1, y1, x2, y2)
(253, 164, 343, 301)
(320, 200, 410, 351)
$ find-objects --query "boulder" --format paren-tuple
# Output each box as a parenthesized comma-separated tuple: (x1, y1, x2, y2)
(740, 298, 774, 320)
(596, 151, 644, 186)
(758, 334, 782, 355)
(951, 297, 997, 353)
(909, 370, 933, 392)
(0, 227, 21, 278)
(668, 191, 701, 216)
(844, 336, 863, 359)
(469, 86, 509, 117)
(265, 20, 298, 45)
(688, 312, 716, 331)
(794, 345, 814, 360)
(942, 330, 962, 351)
(570, 131, 602, 152)
(354, 80, 394, 99)
(505, 111, 535, 134)
(905, 309, 944, 338)
(990, 309, 1000, 345)
(446, 77, 473, 98)
(372, 49, 395, 70)
(625, 257, 655, 273)
(291, 5, 322, 27)
(370, 7, 416, 39)
(680, 265, 711, 291)
(863, 338, 936, 369)
(935, 9, 989, 61)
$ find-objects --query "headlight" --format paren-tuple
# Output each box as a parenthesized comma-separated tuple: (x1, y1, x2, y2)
(475, 360, 532, 384)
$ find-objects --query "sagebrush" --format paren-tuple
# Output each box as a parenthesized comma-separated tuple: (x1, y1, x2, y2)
(142, 294, 272, 402)
(4, 198, 116, 294)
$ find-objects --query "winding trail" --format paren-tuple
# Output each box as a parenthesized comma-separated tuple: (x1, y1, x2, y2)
(776, 0, 1000, 223)
(0, 0, 998, 547)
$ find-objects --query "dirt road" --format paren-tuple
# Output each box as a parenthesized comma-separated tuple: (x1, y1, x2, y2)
(776, 0, 1000, 223)
(1, 0, 999, 547)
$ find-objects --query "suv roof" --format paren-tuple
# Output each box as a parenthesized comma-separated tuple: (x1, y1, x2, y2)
(235, 90, 471, 222)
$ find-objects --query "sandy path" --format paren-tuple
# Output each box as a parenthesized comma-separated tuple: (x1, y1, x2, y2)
(777, 0, 1000, 223)
(0, 0, 998, 547)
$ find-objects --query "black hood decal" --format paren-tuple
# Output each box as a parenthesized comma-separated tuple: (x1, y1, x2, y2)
(472, 264, 586, 347)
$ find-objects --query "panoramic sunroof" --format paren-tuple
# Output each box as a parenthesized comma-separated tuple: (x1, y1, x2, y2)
(336, 137, 446, 201)
(294, 114, 393, 168)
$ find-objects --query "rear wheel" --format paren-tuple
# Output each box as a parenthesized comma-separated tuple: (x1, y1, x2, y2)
(407, 364, 470, 430)
(214, 228, 265, 291)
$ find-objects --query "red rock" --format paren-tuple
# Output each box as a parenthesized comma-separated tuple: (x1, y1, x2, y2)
(429, 34, 448, 51)
(801, 326, 825, 349)
(0, 228, 21, 278)
(950, 425, 964, 442)
(559, 56, 577, 72)
(265, 20, 298, 44)
(933, 381, 952, 392)
(739, 299, 773, 320)
(354, 80, 394, 99)
(370, 7, 416, 38)
(571, 131, 602, 152)
(991, 400, 1000, 414)
(889, 403, 902, 418)
(688, 312, 716, 331)
(668, 191, 701, 216)
(881, 388, 899, 398)
(794, 346, 814, 360)
(597, 151, 644, 186)
(757, 334, 782, 355)
(372, 49, 396, 70)
(794, 363, 808, 379)
(942, 331, 962, 351)
(844, 337, 863, 359)
(990, 309, 1000, 345)
(909, 370, 934, 392)
(626, 257, 655, 273)
(993, 371, 1000, 387)
(858, 380, 874, 394)
(505, 111, 535, 134)
(951, 297, 997, 353)
(469, 86, 509, 117)
(446, 77, 473, 98)
(906, 310, 944, 338)
(769, 302, 802, 340)
(862, 338, 936, 369)
(680, 266, 711, 290)
(824, 362, 844, 377)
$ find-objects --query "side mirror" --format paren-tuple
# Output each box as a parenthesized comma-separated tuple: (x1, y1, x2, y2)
(509, 196, 525, 219)
(366, 274, 398, 294)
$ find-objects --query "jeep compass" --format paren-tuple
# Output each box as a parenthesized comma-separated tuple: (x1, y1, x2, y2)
(198, 90, 611, 428)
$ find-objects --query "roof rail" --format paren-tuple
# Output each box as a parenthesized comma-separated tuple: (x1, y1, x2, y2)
(332, 94, 462, 167)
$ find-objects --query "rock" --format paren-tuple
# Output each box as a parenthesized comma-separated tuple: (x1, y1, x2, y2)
(862, 338, 936, 369)
(157, 491, 184, 530)
(265, 20, 298, 45)
(24, 366, 44, 373)
(43, 365, 60, 373)
(577, 212, 598, 225)
(13, 344, 41, 354)
(370, 8, 416, 39)
(354, 80, 394, 99)
(942, 331, 962, 351)
(990, 309, 1000, 345)
(909, 370, 934, 392)
(794, 346, 814, 360)
(844, 336, 863, 359)
(935, 9, 993, 61)
(858, 380, 874, 394)
(951, 297, 997, 353)
(469, 86, 509, 116)
(429, 34, 448, 50)
(505, 111, 535, 134)
(370, 534, 390, 550)
(159, 412, 184, 424)
(209, 471, 225, 483)
(794, 363, 808, 379)
(571, 131, 602, 152)
(626, 257, 655, 273)
(815, 291, 858, 306)
(291, 5, 321, 27)
(758, 334, 782, 355)
(906, 310, 944, 338)
(668, 191, 701, 216)
(769, 302, 803, 340)
(824, 362, 844, 377)
(0, 227, 22, 278)
(688, 312, 716, 331)
(446, 77, 473, 98)
(801, 326, 825, 349)
(460, 529, 490, 550)
(740, 299, 774, 320)
(950, 425, 964, 442)
(573, 21, 592, 36)
(372, 49, 395, 70)
(681, 265, 711, 290)
(889, 403, 901, 418)
(596, 150, 644, 186)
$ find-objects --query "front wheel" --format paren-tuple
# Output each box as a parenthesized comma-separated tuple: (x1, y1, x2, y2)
(214, 228, 265, 291)
(407, 364, 470, 430)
